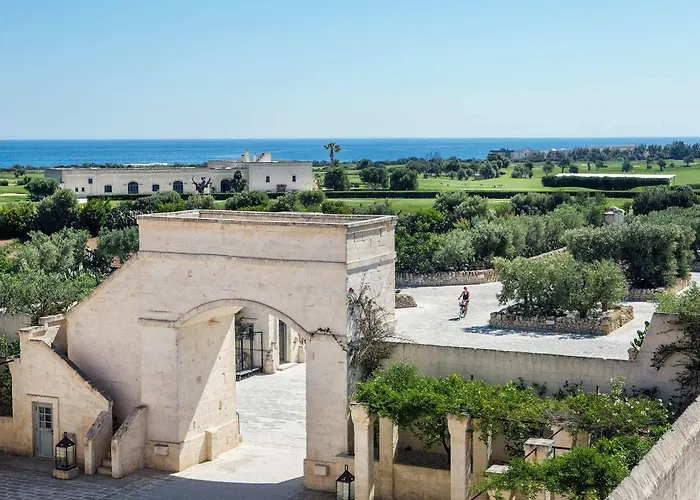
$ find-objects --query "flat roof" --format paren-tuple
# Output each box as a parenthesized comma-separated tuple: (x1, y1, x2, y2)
(138, 210, 396, 228)
(555, 173, 676, 179)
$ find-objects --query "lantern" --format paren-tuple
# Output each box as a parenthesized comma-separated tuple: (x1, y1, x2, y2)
(336, 465, 355, 500)
(55, 433, 76, 471)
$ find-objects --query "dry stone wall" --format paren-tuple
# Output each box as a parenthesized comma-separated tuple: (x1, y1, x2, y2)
(488, 306, 634, 336)
(396, 269, 496, 288)
(626, 276, 692, 302)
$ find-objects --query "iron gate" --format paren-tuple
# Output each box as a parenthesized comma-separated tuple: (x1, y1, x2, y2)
(235, 322, 264, 380)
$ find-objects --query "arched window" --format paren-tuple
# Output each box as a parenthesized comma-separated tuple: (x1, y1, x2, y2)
(127, 182, 139, 194)
(173, 181, 184, 194)
(220, 179, 232, 193)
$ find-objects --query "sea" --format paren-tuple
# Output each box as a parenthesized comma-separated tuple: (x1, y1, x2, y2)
(1, 138, 699, 169)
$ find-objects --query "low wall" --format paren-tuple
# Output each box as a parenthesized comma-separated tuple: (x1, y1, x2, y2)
(0, 313, 31, 341)
(393, 463, 450, 500)
(396, 269, 496, 288)
(0, 416, 16, 453)
(112, 405, 148, 479)
(85, 410, 113, 475)
(626, 276, 692, 302)
(608, 396, 700, 500)
(488, 306, 634, 336)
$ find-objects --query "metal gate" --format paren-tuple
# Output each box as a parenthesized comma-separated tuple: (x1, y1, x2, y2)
(235, 322, 263, 380)
(278, 320, 288, 364)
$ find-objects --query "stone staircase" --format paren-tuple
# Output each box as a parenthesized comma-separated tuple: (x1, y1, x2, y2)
(96, 448, 112, 476)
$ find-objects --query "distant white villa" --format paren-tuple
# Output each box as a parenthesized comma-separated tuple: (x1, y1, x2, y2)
(44, 151, 314, 197)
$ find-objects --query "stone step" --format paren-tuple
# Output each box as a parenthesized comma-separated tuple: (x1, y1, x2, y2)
(106, 449, 111, 459)
(277, 362, 297, 371)
(102, 458, 112, 468)
(96, 465, 112, 476)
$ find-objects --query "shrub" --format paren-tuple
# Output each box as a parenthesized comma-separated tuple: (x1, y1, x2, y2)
(495, 253, 626, 317)
(15, 175, 31, 186)
(268, 194, 300, 212)
(359, 167, 389, 189)
(632, 185, 694, 215)
(296, 190, 326, 209)
(97, 227, 140, 264)
(566, 221, 693, 288)
(510, 192, 572, 215)
(433, 192, 489, 229)
(104, 204, 140, 230)
(24, 177, 59, 201)
(0, 202, 35, 240)
(33, 189, 79, 234)
(79, 197, 111, 236)
(352, 200, 396, 215)
(320, 199, 352, 214)
(433, 230, 475, 271)
(185, 194, 215, 210)
(389, 166, 419, 191)
(132, 191, 185, 213)
(0, 180, 8, 187)
(224, 191, 269, 210)
(324, 167, 351, 191)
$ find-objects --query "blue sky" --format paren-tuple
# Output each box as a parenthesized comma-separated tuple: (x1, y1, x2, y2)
(1, 0, 698, 139)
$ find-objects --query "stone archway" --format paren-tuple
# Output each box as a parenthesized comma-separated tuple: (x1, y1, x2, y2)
(131, 211, 396, 490)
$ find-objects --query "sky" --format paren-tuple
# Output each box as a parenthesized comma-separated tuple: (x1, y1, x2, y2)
(1, 0, 699, 140)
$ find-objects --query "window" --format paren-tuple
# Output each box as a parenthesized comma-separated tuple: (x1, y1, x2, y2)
(152, 184, 160, 192)
(127, 182, 139, 194)
(104, 185, 112, 193)
(81, 187, 85, 192)
(292, 175, 297, 182)
(173, 181, 184, 194)
(265, 176, 270, 183)
(74, 187, 78, 192)
(88, 178, 93, 184)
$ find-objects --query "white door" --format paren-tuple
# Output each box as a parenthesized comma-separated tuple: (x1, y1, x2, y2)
(33, 403, 54, 458)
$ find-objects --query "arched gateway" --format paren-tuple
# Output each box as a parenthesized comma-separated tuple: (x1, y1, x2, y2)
(65, 210, 396, 491)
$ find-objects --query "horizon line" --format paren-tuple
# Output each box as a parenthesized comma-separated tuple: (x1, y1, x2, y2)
(2, 135, 700, 142)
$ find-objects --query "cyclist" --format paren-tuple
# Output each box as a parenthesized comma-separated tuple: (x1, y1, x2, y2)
(458, 287, 470, 318)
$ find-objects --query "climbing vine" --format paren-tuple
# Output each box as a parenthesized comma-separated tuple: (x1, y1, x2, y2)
(354, 364, 671, 461)
(310, 284, 394, 382)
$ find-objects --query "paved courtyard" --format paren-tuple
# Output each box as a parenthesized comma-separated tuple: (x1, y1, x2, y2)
(395, 275, 699, 360)
(0, 365, 330, 500)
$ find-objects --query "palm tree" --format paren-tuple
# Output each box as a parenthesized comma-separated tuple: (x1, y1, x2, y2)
(324, 143, 341, 165)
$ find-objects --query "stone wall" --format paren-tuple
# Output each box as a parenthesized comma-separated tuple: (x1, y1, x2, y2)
(112, 405, 148, 479)
(626, 276, 692, 302)
(608, 396, 700, 500)
(85, 410, 113, 475)
(0, 313, 31, 341)
(488, 306, 634, 336)
(396, 269, 496, 288)
(389, 312, 684, 402)
(393, 463, 451, 500)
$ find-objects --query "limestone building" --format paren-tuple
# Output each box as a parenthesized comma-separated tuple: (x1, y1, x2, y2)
(44, 151, 313, 197)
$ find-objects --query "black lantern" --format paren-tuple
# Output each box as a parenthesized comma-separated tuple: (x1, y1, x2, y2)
(336, 465, 355, 500)
(55, 433, 76, 471)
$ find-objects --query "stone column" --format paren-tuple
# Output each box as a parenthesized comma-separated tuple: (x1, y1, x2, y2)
(471, 419, 492, 490)
(377, 417, 398, 499)
(351, 403, 376, 500)
(524, 438, 554, 500)
(448, 414, 471, 500)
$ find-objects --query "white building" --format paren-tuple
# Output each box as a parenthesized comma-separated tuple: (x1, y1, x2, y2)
(44, 151, 314, 197)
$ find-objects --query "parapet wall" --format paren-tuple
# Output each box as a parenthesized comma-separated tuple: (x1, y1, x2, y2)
(608, 396, 700, 500)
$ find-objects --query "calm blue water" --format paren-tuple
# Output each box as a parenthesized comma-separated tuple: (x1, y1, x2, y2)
(1, 138, 699, 168)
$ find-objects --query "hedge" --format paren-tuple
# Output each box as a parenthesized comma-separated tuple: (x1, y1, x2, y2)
(324, 189, 638, 199)
(541, 175, 671, 190)
(86, 192, 288, 202)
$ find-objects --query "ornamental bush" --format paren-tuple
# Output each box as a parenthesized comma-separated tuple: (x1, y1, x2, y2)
(495, 253, 626, 317)
(224, 190, 269, 210)
(0, 202, 35, 240)
(632, 185, 694, 215)
(566, 221, 693, 288)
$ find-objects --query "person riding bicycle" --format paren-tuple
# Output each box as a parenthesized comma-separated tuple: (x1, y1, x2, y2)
(458, 287, 470, 317)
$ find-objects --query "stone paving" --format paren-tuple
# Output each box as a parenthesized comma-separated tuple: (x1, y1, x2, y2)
(395, 274, 699, 360)
(0, 364, 331, 500)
